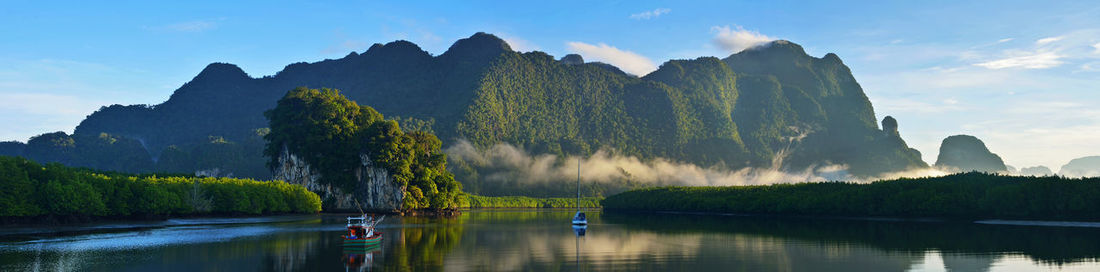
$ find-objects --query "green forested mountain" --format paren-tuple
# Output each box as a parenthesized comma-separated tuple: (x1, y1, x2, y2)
(12, 32, 924, 196)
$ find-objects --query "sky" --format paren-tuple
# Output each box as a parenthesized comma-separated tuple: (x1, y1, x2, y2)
(1, 0, 1098, 171)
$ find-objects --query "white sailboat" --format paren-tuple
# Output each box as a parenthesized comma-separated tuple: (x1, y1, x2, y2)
(572, 158, 587, 225)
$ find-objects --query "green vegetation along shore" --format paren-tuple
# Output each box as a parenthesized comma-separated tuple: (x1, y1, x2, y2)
(602, 172, 1100, 221)
(460, 195, 601, 209)
(0, 156, 320, 221)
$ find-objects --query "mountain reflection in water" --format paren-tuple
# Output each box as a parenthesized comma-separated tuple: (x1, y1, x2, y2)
(1, 211, 1099, 271)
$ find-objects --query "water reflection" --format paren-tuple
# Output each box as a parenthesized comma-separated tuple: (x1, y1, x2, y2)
(0, 211, 1099, 271)
(572, 225, 586, 237)
(342, 244, 381, 271)
(601, 212, 1100, 266)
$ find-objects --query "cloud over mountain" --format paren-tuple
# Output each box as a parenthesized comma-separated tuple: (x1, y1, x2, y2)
(711, 25, 775, 54)
(566, 42, 656, 76)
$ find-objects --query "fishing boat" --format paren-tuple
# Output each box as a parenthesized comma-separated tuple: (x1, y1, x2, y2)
(343, 214, 384, 246)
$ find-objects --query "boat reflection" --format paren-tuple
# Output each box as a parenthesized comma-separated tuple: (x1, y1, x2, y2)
(342, 244, 382, 272)
(572, 224, 587, 237)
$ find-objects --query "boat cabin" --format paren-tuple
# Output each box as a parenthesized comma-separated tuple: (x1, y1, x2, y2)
(572, 211, 587, 225)
(346, 216, 374, 239)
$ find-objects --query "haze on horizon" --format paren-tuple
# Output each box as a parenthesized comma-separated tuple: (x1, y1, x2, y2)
(1, 0, 1097, 171)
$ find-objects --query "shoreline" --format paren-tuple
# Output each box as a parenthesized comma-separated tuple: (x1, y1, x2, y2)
(0, 212, 318, 228)
(604, 209, 1100, 228)
(0, 207, 571, 228)
(8, 208, 1100, 240)
(600, 172, 1100, 223)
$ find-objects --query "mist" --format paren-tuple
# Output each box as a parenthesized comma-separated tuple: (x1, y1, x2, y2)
(445, 140, 949, 187)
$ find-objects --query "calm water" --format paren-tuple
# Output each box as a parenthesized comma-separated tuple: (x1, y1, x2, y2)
(2, 210, 1100, 271)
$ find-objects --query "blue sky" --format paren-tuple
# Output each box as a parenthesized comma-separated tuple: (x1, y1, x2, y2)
(1, 0, 1098, 171)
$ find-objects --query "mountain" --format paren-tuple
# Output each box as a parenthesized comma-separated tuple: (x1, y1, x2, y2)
(721, 42, 925, 175)
(1059, 156, 1100, 177)
(0, 141, 24, 157)
(1019, 166, 1054, 176)
(934, 135, 1007, 173)
(28, 32, 925, 195)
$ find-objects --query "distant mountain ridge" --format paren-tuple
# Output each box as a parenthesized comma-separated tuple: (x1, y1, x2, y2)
(12, 32, 926, 193)
(1059, 156, 1100, 177)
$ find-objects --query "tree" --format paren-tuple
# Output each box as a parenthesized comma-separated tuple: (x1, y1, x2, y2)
(264, 87, 378, 190)
(264, 87, 463, 210)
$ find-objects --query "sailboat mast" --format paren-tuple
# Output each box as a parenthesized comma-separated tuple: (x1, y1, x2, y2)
(577, 157, 581, 209)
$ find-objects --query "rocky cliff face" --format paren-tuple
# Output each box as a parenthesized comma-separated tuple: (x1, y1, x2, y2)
(355, 154, 405, 210)
(273, 146, 403, 211)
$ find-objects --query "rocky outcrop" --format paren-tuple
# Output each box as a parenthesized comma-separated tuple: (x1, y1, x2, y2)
(881, 116, 899, 137)
(355, 154, 405, 210)
(934, 135, 1007, 173)
(560, 54, 584, 65)
(273, 146, 403, 211)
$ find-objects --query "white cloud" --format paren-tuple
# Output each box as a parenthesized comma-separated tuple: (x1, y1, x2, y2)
(710, 25, 776, 54)
(629, 8, 670, 20)
(566, 42, 656, 76)
(1036, 36, 1064, 45)
(500, 35, 539, 52)
(997, 38, 1014, 43)
(971, 31, 1100, 70)
(973, 51, 1064, 69)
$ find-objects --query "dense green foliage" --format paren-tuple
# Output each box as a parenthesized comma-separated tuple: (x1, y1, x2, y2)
(602, 172, 1100, 220)
(460, 195, 601, 208)
(264, 87, 381, 190)
(54, 32, 926, 197)
(0, 156, 320, 218)
(264, 87, 463, 209)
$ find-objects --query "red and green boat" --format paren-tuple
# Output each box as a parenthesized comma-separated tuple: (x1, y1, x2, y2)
(343, 214, 384, 246)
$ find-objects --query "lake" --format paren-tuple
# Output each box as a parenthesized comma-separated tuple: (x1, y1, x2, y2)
(2, 210, 1100, 271)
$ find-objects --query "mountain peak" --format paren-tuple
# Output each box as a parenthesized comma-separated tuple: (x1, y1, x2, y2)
(366, 40, 426, 54)
(560, 54, 584, 65)
(742, 40, 808, 56)
(194, 63, 250, 81)
(441, 32, 512, 60)
(363, 40, 431, 59)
